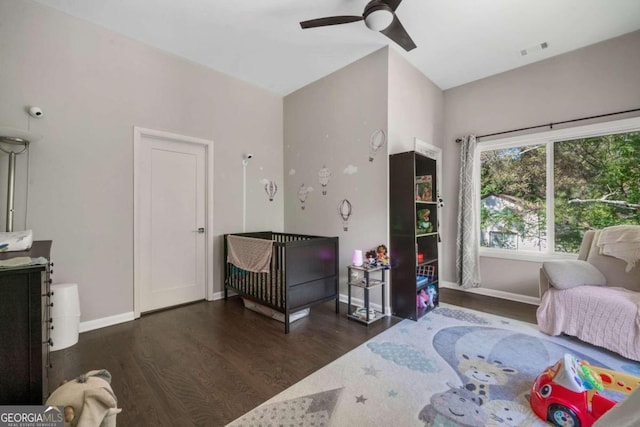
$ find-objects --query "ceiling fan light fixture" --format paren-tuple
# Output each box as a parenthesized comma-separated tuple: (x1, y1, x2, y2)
(364, 8, 394, 31)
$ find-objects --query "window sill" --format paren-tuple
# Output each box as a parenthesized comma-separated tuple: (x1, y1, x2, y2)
(479, 248, 578, 263)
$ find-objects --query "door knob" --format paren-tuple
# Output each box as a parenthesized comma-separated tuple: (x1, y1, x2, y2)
(195, 228, 205, 234)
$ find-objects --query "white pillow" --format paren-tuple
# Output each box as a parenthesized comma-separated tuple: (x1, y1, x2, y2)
(543, 260, 607, 290)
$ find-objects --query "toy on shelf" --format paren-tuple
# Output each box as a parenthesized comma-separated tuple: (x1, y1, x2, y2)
(416, 286, 438, 309)
(365, 249, 377, 268)
(416, 208, 433, 234)
(530, 353, 640, 427)
(426, 285, 437, 308)
(415, 174, 433, 201)
(376, 244, 390, 268)
(417, 289, 428, 308)
(361, 244, 391, 269)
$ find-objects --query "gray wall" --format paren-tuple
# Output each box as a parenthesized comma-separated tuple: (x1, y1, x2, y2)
(284, 48, 389, 303)
(283, 47, 445, 308)
(387, 48, 446, 303)
(387, 49, 444, 155)
(442, 30, 640, 298)
(0, 0, 284, 322)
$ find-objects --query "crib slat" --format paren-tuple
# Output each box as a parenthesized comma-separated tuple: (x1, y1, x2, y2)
(224, 232, 339, 333)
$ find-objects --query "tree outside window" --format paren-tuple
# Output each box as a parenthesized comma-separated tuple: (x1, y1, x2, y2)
(554, 132, 640, 252)
(480, 128, 640, 254)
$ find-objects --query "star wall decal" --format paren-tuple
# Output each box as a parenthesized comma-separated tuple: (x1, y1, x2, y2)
(355, 394, 367, 404)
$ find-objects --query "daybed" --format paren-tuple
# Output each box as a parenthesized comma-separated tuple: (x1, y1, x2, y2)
(223, 232, 339, 333)
(537, 227, 640, 361)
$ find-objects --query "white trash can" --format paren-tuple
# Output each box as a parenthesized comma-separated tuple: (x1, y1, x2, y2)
(50, 283, 81, 351)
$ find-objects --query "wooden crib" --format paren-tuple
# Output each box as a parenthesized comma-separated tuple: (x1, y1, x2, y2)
(223, 232, 339, 333)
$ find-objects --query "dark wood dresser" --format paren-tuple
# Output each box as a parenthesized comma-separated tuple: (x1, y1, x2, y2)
(0, 240, 53, 404)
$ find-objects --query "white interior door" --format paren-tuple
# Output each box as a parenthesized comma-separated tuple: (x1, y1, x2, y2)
(137, 134, 206, 313)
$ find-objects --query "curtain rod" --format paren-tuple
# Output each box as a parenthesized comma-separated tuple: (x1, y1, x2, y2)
(455, 108, 640, 143)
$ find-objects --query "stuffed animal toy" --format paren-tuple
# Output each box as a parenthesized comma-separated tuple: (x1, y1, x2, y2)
(417, 289, 429, 308)
(376, 244, 390, 267)
(46, 369, 121, 427)
(426, 285, 437, 308)
(416, 292, 426, 309)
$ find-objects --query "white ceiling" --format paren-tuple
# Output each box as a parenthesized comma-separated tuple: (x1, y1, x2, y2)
(33, 0, 640, 95)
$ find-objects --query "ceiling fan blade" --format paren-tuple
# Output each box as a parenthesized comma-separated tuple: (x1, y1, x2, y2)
(381, 0, 403, 12)
(380, 15, 416, 51)
(300, 16, 364, 29)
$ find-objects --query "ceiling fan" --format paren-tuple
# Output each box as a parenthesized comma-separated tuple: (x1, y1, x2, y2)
(300, 0, 416, 52)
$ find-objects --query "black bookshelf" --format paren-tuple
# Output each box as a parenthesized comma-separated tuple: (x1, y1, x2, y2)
(389, 150, 440, 320)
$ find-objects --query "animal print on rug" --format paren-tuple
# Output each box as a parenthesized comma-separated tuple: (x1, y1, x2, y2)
(227, 304, 640, 427)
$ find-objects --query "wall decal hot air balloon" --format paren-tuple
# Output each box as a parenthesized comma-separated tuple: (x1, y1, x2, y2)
(298, 184, 313, 210)
(369, 129, 386, 162)
(337, 199, 352, 231)
(264, 180, 278, 201)
(318, 165, 331, 195)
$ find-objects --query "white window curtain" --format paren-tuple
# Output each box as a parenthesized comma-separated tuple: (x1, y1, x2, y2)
(456, 135, 481, 288)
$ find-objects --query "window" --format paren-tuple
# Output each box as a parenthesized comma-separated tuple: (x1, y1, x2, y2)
(479, 118, 640, 257)
(480, 145, 546, 252)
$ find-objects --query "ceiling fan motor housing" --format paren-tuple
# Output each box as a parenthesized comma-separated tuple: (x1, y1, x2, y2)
(364, 2, 394, 31)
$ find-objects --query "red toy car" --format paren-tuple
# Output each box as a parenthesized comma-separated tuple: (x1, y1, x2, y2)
(530, 353, 640, 427)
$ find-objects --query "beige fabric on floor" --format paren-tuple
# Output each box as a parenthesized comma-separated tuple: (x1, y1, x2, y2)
(227, 235, 273, 273)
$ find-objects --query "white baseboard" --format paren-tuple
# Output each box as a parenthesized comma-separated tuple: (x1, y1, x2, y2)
(210, 291, 227, 301)
(440, 280, 540, 305)
(79, 311, 135, 333)
(79, 291, 231, 333)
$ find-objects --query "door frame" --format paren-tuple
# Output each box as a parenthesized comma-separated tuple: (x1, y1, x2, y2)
(133, 126, 214, 318)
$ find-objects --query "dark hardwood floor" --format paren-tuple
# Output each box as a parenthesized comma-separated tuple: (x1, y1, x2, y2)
(49, 291, 537, 426)
(439, 287, 538, 324)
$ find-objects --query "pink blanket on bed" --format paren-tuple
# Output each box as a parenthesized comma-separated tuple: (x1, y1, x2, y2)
(537, 285, 640, 361)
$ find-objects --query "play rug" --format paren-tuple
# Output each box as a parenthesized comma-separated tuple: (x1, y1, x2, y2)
(227, 304, 640, 426)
